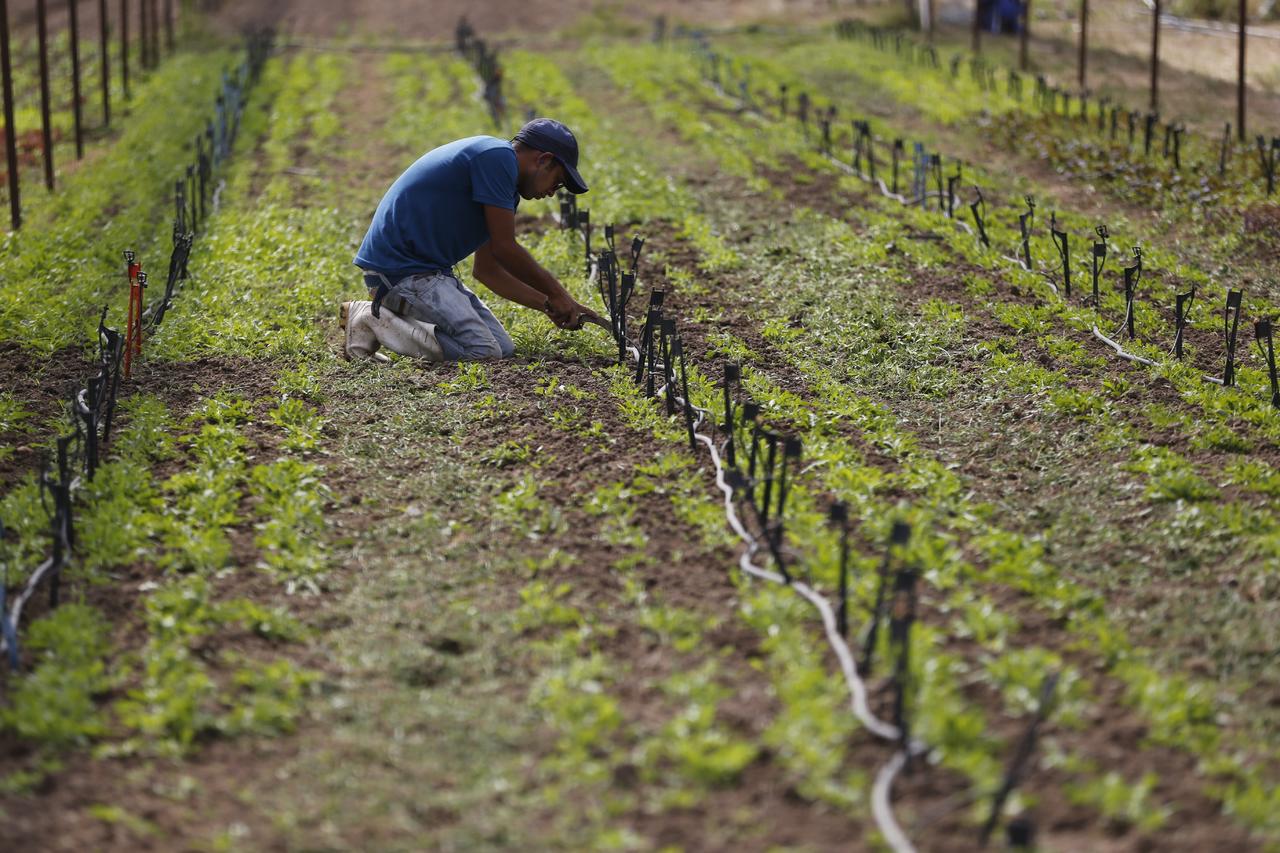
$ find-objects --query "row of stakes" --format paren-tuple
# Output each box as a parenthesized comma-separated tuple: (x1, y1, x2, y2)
(835, 18, 1280, 192)
(558, 187, 1058, 848)
(0, 309, 124, 671)
(692, 43, 1280, 407)
(455, 17, 505, 126)
(0, 31, 276, 675)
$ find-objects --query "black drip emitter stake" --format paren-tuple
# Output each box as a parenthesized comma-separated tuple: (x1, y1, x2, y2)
(852, 119, 863, 174)
(978, 672, 1061, 848)
(969, 187, 990, 249)
(723, 363, 740, 468)
(1018, 195, 1035, 269)
(931, 154, 944, 214)
(1174, 288, 1195, 360)
(775, 436, 801, 524)
(742, 404, 761, 508)
(630, 235, 645, 276)
(1123, 247, 1142, 340)
(634, 291, 664, 384)
(1258, 136, 1279, 196)
(660, 318, 677, 415)
(1091, 224, 1108, 305)
(563, 192, 578, 229)
(646, 308, 662, 398)
(891, 139, 904, 195)
(1050, 212, 1070, 298)
(861, 521, 911, 675)
(830, 502, 851, 638)
(758, 431, 780, 530)
(1224, 289, 1244, 387)
(1255, 320, 1280, 408)
(674, 337, 697, 449)
(889, 566, 919, 764)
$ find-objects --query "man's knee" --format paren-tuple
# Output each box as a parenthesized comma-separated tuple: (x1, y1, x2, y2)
(458, 338, 510, 360)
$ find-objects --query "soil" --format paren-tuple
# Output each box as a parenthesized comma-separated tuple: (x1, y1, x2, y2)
(0, 342, 95, 492)
(5, 4, 1280, 851)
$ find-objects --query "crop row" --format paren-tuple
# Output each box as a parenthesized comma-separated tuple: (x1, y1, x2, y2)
(576, 38, 1279, 842)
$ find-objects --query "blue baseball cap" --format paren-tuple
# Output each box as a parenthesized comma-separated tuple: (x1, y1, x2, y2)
(513, 118, 588, 195)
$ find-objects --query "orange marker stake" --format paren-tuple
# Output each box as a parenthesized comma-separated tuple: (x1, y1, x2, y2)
(123, 252, 144, 378)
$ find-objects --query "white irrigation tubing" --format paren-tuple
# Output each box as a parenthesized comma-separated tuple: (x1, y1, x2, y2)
(0, 556, 57, 660)
(211, 179, 227, 215)
(584, 253, 924, 850)
(1092, 325, 1159, 366)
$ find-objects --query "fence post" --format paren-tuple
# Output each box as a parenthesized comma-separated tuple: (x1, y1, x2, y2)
(1237, 0, 1246, 143)
(37, 0, 55, 188)
(69, 0, 84, 159)
(98, 0, 110, 126)
(1078, 0, 1089, 90)
(120, 0, 129, 98)
(0, 0, 20, 229)
(971, 0, 981, 53)
(164, 0, 173, 52)
(1019, 0, 1031, 71)
(148, 0, 159, 64)
(1150, 0, 1161, 111)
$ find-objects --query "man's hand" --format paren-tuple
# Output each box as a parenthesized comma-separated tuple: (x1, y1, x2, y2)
(546, 291, 578, 327)
(562, 301, 609, 331)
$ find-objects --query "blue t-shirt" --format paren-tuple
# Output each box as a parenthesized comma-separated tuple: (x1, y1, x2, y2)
(354, 136, 519, 279)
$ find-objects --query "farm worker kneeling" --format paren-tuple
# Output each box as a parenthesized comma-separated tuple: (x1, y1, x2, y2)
(340, 118, 603, 361)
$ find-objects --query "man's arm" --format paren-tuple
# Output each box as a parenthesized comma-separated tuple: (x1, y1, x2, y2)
(472, 242, 555, 313)
(482, 205, 603, 327)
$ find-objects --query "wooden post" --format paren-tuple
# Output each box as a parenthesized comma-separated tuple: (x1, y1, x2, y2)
(1238, 0, 1247, 142)
(1078, 0, 1089, 90)
(69, 0, 84, 159)
(148, 0, 159, 64)
(972, 0, 982, 53)
(98, 0, 109, 126)
(0, 0, 20, 229)
(164, 0, 173, 51)
(1019, 0, 1031, 71)
(120, 0, 129, 98)
(138, 0, 148, 69)
(37, 0, 55, 188)
(927, 0, 936, 41)
(1150, 0, 1161, 111)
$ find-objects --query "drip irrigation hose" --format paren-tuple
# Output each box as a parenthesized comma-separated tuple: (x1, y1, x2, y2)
(1092, 325, 1159, 366)
(588, 256, 926, 853)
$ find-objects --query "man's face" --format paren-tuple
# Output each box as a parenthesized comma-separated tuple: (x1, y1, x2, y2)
(518, 152, 567, 201)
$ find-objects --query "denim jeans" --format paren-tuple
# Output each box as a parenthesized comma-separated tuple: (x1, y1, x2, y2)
(364, 272, 514, 361)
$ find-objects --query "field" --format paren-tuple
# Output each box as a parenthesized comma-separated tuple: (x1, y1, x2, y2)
(1, 2, 1279, 850)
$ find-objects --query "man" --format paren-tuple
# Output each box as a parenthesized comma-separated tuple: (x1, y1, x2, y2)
(341, 118, 602, 361)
